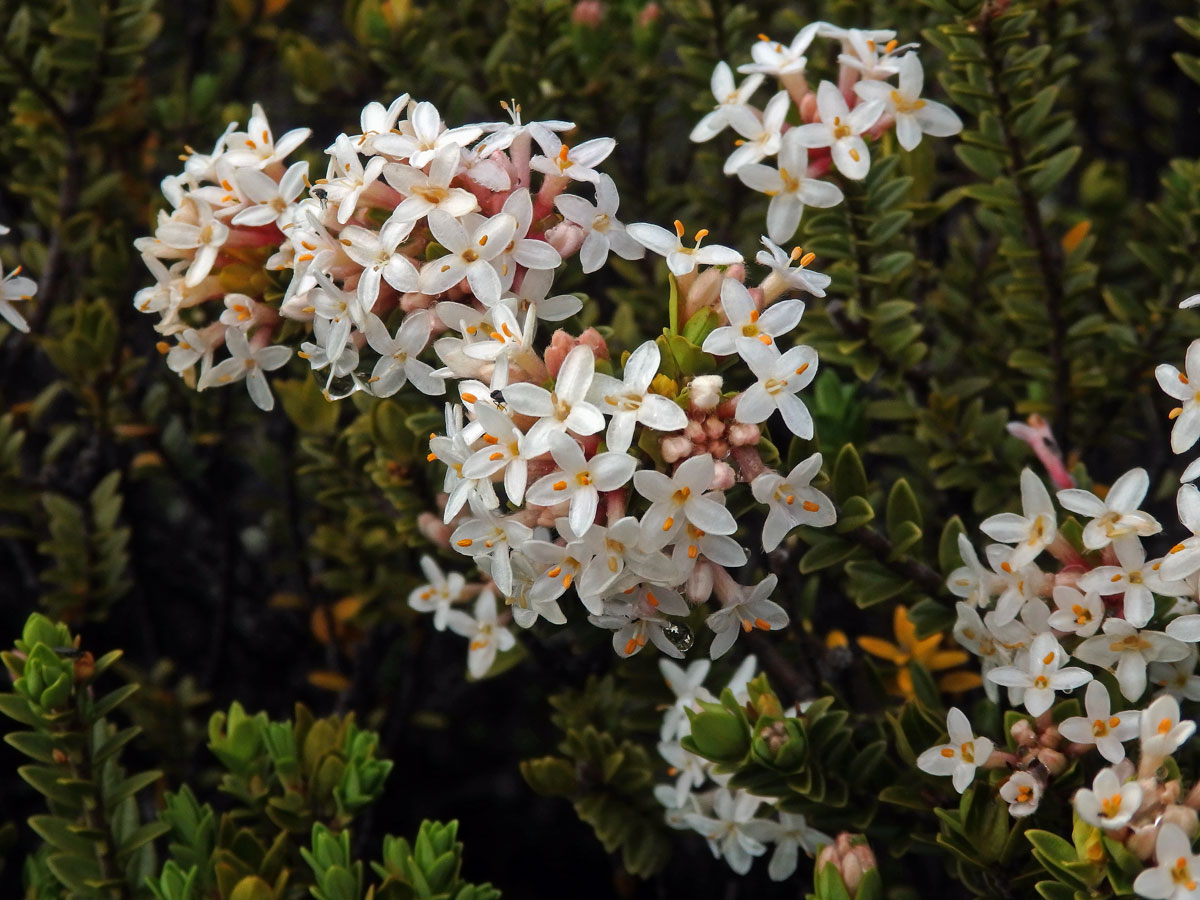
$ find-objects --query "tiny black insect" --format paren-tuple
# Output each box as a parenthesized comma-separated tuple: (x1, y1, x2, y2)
(490, 389, 506, 404)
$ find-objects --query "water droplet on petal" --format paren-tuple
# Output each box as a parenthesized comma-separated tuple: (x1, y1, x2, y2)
(661, 621, 694, 653)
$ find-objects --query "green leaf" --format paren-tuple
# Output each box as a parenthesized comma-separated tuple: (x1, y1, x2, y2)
(1028, 146, 1082, 195)
(885, 478, 923, 539)
(832, 443, 868, 502)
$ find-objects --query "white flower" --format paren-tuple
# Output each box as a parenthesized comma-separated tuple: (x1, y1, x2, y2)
(1132, 824, 1200, 900)
(1074, 767, 1142, 829)
(374, 100, 481, 168)
(1157, 340, 1200, 454)
(683, 789, 766, 875)
(461, 401, 533, 505)
(853, 53, 963, 151)
(750, 453, 836, 551)
(1056, 467, 1161, 550)
(634, 453, 737, 549)
(445, 588, 515, 679)
(322, 135, 387, 224)
(590, 585, 691, 658)
(738, 23, 822, 78)
(982, 543, 1044, 626)
(1074, 619, 1188, 701)
(155, 198, 229, 287)
(756, 237, 832, 298)
(449, 505, 534, 596)
(722, 91, 790, 175)
(505, 268, 582, 322)
(418, 211, 516, 306)
(198, 327, 292, 411)
(702, 278, 806, 357)
(743, 812, 831, 882)
(1078, 535, 1189, 628)
(554, 174, 644, 273)
(657, 740, 711, 806)
(529, 126, 615, 184)
(660, 659, 716, 741)
(626, 220, 742, 277)
(1139, 693, 1197, 761)
(384, 145, 480, 222)
(735, 129, 845, 243)
(947, 534, 1002, 609)
(1151, 645, 1200, 701)
(503, 344, 605, 454)
(979, 468, 1057, 569)
(525, 433, 637, 535)
(362, 311, 443, 397)
(999, 772, 1041, 818)
(492, 188, 562, 281)
(1057, 680, 1139, 763)
(585, 340, 687, 452)
(340, 219, 420, 308)
(348, 93, 409, 156)
(690, 61, 765, 142)
(790, 81, 883, 180)
(916, 707, 996, 793)
(522, 520, 602, 607)
(475, 100, 573, 155)
(706, 575, 789, 659)
(0, 261, 37, 333)
(504, 551, 567, 629)
(1158, 484, 1200, 582)
(671, 523, 747, 575)
(408, 555, 467, 630)
(223, 103, 310, 169)
(987, 631, 1091, 716)
(733, 338, 818, 437)
(165, 327, 214, 375)
(1046, 585, 1104, 638)
(231, 160, 309, 228)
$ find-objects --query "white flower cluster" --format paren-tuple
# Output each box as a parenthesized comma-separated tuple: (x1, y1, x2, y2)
(0, 224, 37, 335)
(133, 105, 310, 409)
(693, 23, 962, 244)
(917, 295, 1200, 896)
(653, 658, 831, 881)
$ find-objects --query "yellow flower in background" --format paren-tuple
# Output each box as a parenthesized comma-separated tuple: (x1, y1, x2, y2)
(857, 605, 981, 697)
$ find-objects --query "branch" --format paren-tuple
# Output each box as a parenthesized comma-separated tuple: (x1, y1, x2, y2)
(844, 522, 946, 595)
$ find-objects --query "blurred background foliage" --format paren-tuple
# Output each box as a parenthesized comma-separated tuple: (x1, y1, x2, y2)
(3, 0, 1200, 896)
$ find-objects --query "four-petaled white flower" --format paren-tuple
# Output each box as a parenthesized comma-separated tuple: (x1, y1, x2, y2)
(503, 344, 605, 454)
(1133, 823, 1200, 900)
(1046, 585, 1104, 638)
(0, 261, 37, 333)
(362, 311, 444, 397)
(445, 588, 515, 679)
(738, 23, 822, 78)
(1074, 619, 1188, 701)
(199, 326, 292, 411)
(706, 574, 790, 659)
(374, 100, 482, 168)
(231, 160, 309, 228)
(408, 555, 467, 631)
(449, 505, 534, 596)
(723, 91, 790, 175)
(340, 219, 419, 308)
(916, 707, 995, 793)
(529, 126, 616, 184)
(853, 53, 963, 150)
(1140, 694, 1197, 762)
(987, 631, 1091, 716)
(743, 812, 831, 882)
(1056, 467, 1161, 551)
(525, 433, 637, 536)
(750, 453, 836, 552)
(791, 81, 883, 180)
(626, 220, 743, 277)
(735, 129, 845, 243)
(979, 468, 1057, 569)
(1074, 767, 1142, 830)
(690, 61, 765, 142)
(554, 174, 645, 273)
(1157, 340, 1200, 454)
(702, 278, 806, 357)
(223, 103, 311, 170)
(659, 659, 716, 741)
(734, 338, 818, 437)
(634, 453, 737, 549)
(419, 211, 516, 306)
(1057, 680, 1139, 763)
(999, 771, 1041, 818)
(1078, 535, 1188, 629)
(385, 145, 480, 223)
(756, 237, 832, 298)
(155, 198, 229, 287)
(586, 340, 688, 452)
(683, 789, 766, 875)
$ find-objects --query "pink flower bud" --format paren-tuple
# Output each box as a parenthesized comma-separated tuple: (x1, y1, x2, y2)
(636, 2, 660, 26)
(661, 435, 693, 463)
(417, 513, 451, 547)
(683, 267, 726, 321)
(684, 420, 706, 442)
(685, 560, 714, 604)
(711, 460, 736, 492)
(817, 833, 877, 895)
(545, 221, 585, 258)
(1162, 804, 1200, 837)
(728, 422, 761, 446)
(571, 0, 604, 26)
(689, 375, 723, 411)
(544, 330, 576, 379)
(578, 327, 610, 361)
(1127, 824, 1158, 860)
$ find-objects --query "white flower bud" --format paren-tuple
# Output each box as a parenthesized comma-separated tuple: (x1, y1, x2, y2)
(690, 375, 723, 410)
